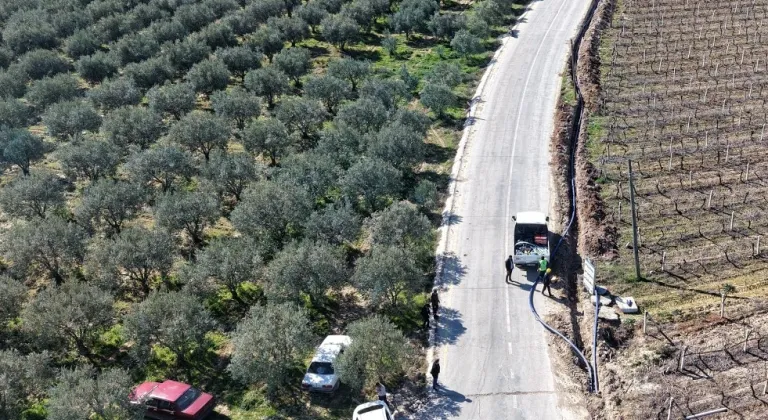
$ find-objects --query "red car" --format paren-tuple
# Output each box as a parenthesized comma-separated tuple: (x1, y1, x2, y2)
(129, 380, 216, 420)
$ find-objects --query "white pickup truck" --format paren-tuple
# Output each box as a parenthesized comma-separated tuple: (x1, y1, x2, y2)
(512, 211, 550, 267)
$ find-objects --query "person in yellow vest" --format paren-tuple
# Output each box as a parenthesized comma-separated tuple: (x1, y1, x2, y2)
(537, 256, 548, 280)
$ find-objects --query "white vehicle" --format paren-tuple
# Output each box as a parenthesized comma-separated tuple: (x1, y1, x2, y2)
(352, 401, 394, 420)
(301, 335, 351, 392)
(512, 211, 550, 267)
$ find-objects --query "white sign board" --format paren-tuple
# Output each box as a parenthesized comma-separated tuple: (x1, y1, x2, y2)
(583, 258, 596, 294)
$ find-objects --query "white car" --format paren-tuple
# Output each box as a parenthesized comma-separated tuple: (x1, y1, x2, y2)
(353, 401, 394, 420)
(301, 335, 351, 392)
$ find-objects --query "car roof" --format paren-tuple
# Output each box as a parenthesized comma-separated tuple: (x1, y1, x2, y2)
(150, 380, 191, 402)
(515, 211, 548, 225)
(311, 335, 351, 363)
(353, 401, 389, 420)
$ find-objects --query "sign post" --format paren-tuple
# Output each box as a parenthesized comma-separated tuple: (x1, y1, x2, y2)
(583, 258, 596, 294)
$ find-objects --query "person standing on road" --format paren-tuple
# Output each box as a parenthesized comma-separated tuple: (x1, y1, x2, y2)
(541, 268, 553, 297)
(421, 302, 431, 329)
(430, 289, 440, 320)
(537, 256, 548, 280)
(430, 359, 441, 390)
(375, 382, 390, 408)
(505, 255, 514, 282)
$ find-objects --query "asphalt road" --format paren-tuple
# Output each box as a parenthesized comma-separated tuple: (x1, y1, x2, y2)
(416, 1, 592, 418)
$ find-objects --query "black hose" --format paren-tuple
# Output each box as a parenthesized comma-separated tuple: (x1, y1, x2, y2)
(527, 0, 603, 393)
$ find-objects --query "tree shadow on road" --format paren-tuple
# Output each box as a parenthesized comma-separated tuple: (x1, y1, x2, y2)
(436, 252, 466, 288)
(433, 307, 466, 346)
(402, 385, 471, 420)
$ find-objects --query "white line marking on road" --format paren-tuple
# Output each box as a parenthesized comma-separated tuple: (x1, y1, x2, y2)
(503, 0, 569, 255)
(505, 287, 511, 333)
(513, 394, 519, 409)
(508, 342, 513, 355)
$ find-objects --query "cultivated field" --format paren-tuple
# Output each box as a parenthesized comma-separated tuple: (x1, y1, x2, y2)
(584, 0, 768, 418)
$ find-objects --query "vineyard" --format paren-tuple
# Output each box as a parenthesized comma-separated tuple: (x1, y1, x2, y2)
(586, 0, 768, 417)
(593, 0, 768, 315)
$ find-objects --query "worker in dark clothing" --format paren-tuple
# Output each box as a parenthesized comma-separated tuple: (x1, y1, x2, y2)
(430, 359, 441, 389)
(505, 255, 514, 283)
(430, 290, 440, 320)
(537, 256, 548, 281)
(541, 268, 553, 297)
(421, 303, 431, 329)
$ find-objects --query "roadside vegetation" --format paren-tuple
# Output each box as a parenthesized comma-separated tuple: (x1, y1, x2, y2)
(0, 0, 528, 418)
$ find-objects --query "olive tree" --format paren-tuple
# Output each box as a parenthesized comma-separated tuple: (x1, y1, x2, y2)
(320, 14, 360, 50)
(228, 302, 315, 398)
(420, 82, 455, 117)
(123, 56, 175, 89)
(0, 128, 47, 176)
(76, 51, 119, 83)
(327, 58, 370, 91)
(335, 315, 414, 392)
(248, 24, 285, 62)
(275, 152, 340, 200)
(211, 87, 261, 129)
(0, 172, 65, 220)
(168, 111, 231, 160)
(87, 77, 142, 110)
(296, 2, 329, 33)
(231, 180, 312, 249)
(201, 150, 260, 202)
(56, 138, 121, 181)
(216, 45, 263, 79)
(88, 227, 174, 295)
(25, 73, 81, 110)
(2, 216, 87, 285)
(304, 202, 362, 245)
(391, 0, 439, 38)
(3, 10, 58, 54)
(304, 75, 351, 114)
(353, 245, 422, 308)
(21, 281, 113, 362)
(366, 201, 432, 249)
(0, 98, 30, 128)
(147, 82, 197, 119)
(184, 236, 261, 306)
(123, 291, 216, 368)
(428, 12, 466, 40)
(0, 68, 28, 99)
(241, 117, 293, 166)
(273, 47, 311, 86)
(76, 179, 147, 236)
(0, 275, 27, 326)
(264, 239, 348, 303)
(165, 37, 211, 71)
(367, 121, 425, 170)
(48, 366, 143, 420)
(155, 189, 221, 248)
(270, 15, 309, 46)
(185, 57, 231, 94)
(124, 145, 196, 192)
(16, 49, 72, 80)
(451, 29, 483, 58)
(275, 96, 328, 145)
(335, 97, 387, 134)
(0, 350, 54, 420)
(42, 100, 102, 141)
(102, 106, 165, 150)
(340, 157, 402, 212)
(113, 33, 160, 65)
(65, 28, 101, 58)
(244, 66, 290, 108)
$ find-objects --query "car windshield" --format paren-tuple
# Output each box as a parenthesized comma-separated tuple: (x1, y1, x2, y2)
(308, 362, 334, 375)
(358, 405, 384, 414)
(174, 387, 201, 411)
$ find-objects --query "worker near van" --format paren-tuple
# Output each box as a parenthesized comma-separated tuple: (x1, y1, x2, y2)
(375, 382, 390, 408)
(505, 255, 514, 282)
(541, 268, 553, 297)
(421, 302, 431, 329)
(430, 359, 441, 390)
(430, 289, 440, 320)
(537, 256, 548, 280)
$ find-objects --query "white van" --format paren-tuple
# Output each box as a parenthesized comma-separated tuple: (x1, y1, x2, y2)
(512, 211, 550, 266)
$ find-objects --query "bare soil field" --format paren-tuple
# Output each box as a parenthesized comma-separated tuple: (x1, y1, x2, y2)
(578, 0, 768, 418)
